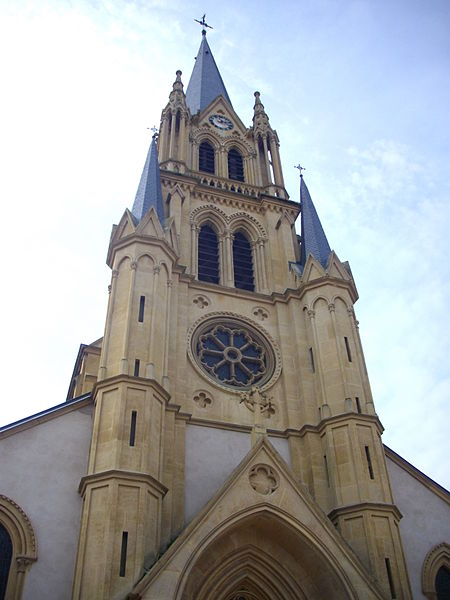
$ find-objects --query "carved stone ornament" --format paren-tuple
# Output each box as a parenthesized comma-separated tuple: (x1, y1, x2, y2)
(193, 294, 210, 309)
(240, 386, 275, 418)
(248, 464, 279, 495)
(252, 306, 269, 321)
(193, 390, 212, 408)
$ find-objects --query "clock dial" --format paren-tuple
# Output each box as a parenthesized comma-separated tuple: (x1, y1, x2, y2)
(209, 114, 233, 131)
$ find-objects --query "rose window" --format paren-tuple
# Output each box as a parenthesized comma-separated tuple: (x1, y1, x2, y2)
(191, 318, 276, 389)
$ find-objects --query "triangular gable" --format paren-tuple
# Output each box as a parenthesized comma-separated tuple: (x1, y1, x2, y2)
(301, 253, 327, 282)
(163, 217, 179, 255)
(135, 205, 165, 239)
(110, 209, 136, 246)
(326, 251, 352, 281)
(199, 95, 248, 135)
(132, 437, 384, 599)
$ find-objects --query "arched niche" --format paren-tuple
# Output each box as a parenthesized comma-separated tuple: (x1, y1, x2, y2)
(422, 543, 450, 600)
(0, 495, 37, 600)
(177, 510, 355, 600)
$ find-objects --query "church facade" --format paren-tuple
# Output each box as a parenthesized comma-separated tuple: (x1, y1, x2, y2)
(1, 31, 449, 600)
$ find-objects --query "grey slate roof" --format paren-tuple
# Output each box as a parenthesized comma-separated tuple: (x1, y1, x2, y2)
(185, 33, 232, 114)
(131, 135, 164, 224)
(298, 176, 331, 271)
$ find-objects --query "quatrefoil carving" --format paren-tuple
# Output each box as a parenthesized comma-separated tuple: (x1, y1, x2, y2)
(248, 463, 279, 495)
(193, 390, 212, 408)
(193, 295, 210, 309)
(252, 306, 269, 321)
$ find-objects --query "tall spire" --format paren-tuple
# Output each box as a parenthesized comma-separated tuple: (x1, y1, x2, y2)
(299, 175, 331, 269)
(185, 32, 232, 114)
(131, 134, 164, 224)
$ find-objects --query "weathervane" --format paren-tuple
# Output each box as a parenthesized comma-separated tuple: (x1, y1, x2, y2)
(194, 14, 213, 35)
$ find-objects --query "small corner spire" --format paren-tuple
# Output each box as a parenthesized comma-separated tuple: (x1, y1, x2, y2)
(131, 131, 164, 225)
(294, 166, 331, 271)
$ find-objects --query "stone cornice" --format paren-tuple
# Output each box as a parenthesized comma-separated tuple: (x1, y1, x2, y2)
(296, 412, 384, 437)
(328, 501, 403, 522)
(298, 275, 359, 304)
(78, 469, 168, 497)
(93, 374, 170, 403)
(108, 233, 179, 267)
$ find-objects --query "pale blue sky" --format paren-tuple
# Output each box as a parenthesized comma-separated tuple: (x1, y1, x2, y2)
(0, 0, 449, 488)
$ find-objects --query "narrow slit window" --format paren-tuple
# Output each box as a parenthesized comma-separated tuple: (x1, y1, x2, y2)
(119, 531, 128, 577)
(134, 359, 140, 377)
(198, 225, 219, 284)
(385, 557, 396, 599)
(233, 232, 254, 291)
(138, 296, 145, 323)
(324, 455, 330, 487)
(129, 411, 137, 446)
(365, 445, 374, 479)
(309, 347, 315, 373)
(344, 336, 352, 362)
(228, 148, 244, 182)
(355, 397, 361, 413)
(199, 141, 215, 174)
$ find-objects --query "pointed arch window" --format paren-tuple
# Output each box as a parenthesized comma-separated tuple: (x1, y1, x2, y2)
(233, 231, 254, 291)
(199, 142, 215, 174)
(198, 225, 220, 284)
(228, 148, 244, 182)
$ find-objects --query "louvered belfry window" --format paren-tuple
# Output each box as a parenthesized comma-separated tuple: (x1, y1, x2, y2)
(199, 142, 215, 174)
(233, 232, 254, 291)
(228, 148, 244, 182)
(198, 225, 220, 284)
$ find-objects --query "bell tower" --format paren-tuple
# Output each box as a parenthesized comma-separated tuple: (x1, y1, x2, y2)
(72, 27, 412, 599)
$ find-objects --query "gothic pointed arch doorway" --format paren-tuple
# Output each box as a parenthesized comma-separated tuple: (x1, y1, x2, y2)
(178, 509, 356, 600)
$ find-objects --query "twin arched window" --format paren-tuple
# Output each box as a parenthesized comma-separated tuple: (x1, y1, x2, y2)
(198, 142, 244, 182)
(198, 225, 254, 291)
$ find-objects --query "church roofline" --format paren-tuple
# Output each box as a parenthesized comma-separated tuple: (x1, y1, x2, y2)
(0, 393, 92, 440)
(384, 444, 450, 504)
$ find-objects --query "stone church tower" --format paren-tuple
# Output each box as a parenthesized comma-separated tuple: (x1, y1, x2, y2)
(7, 25, 450, 600)
(68, 29, 413, 599)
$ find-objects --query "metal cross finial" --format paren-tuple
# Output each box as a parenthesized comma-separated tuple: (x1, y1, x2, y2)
(294, 163, 306, 176)
(194, 14, 213, 34)
(147, 125, 159, 138)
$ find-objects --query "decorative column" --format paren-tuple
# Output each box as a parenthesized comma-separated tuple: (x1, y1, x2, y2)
(257, 238, 268, 292)
(99, 269, 119, 381)
(348, 307, 375, 414)
(179, 114, 186, 162)
(168, 112, 176, 159)
(120, 260, 137, 375)
(146, 265, 160, 379)
(306, 308, 329, 414)
(190, 224, 198, 277)
(250, 240, 260, 292)
(224, 228, 234, 287)
(328, 302, 350, 405)
(192, 140, 199, 171)
(162, 279, 173, 391)
(261, 135, 272, 184)
(269, 136, 284, 188)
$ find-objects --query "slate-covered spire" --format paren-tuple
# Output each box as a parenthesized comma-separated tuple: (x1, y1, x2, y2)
(299, 175, 331, 269)
(131, 134, 164, 224)
(185, 32, 232, 114)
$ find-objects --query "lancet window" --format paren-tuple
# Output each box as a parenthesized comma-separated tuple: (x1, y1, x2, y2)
(228, 148, 244, 182)
(233, 231, 254, 291)
(199, 142, 215, 174)
(198, 224, 220, 284)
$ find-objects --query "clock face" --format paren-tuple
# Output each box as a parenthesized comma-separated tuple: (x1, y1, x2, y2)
(209, 114, 233, 131)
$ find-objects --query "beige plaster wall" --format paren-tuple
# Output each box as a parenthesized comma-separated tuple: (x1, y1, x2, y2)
(0, 405, 93, 600)
(386, 456, 450, 599)
(184, 424, 290, 522)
